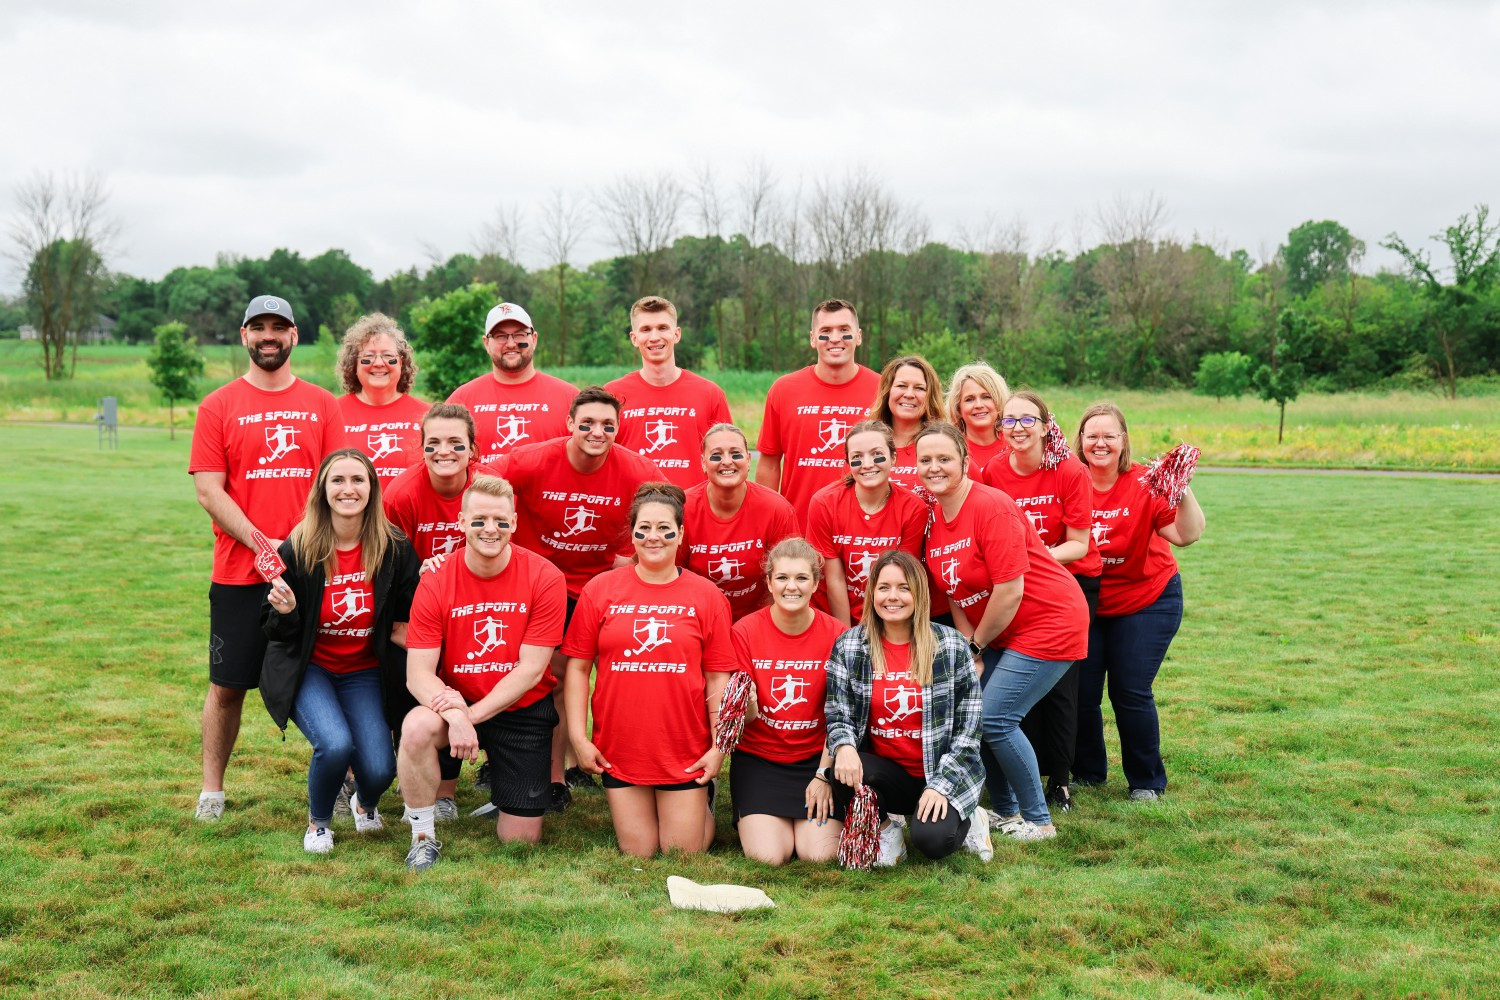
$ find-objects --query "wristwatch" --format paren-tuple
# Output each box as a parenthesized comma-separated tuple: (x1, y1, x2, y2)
(814, 766, 832, 783)
(967, 637, 984, 658)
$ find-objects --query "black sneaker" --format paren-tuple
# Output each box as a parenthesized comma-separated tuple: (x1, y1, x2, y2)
(564, 765, 598, 790)
(474, 760, 491, 792)
(545, 781, 572, 814)
(1046, 783, 1073, 813)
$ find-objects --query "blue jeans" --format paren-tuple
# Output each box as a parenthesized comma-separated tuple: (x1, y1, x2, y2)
(979, 648, 1072, 825)
(290, 664, 395, 823)
(1074, 574, 1183, 792)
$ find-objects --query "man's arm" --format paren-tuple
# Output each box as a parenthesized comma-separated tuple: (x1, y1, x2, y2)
(754, 453, 783, 492)
(461, 644, 553, 725)
(193, 470, 270, 550)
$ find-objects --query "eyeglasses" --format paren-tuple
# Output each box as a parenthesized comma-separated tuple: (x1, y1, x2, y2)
(1082, 433, 1123, 443)
(1000, 415, 1040, 429)
(486, 330, 532, 344)
(358, 354, 400, 366)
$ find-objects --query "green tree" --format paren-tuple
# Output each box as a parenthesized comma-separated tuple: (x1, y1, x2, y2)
(1254, 310, 1307, 443)
(896, 328, 970, 386)
(409, 283, 497, 399)
(147, 321, 205, 439)
(1194, 351, 1255, 399)
(161, 265, 249, 343)
(1281, 220, 1365, 299)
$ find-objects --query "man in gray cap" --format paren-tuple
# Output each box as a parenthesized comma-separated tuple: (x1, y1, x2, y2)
(446, 302, 578, 464)
(187, 295, 341, 821)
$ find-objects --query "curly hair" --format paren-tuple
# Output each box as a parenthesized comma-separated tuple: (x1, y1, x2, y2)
(337, 313, 416, 395)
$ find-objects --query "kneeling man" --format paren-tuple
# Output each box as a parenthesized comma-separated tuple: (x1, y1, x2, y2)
(398, 474, 567, 870)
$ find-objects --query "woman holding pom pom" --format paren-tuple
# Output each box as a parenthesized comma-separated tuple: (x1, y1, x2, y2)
(728, 538, 847, 865)
(1073, 403, 1205, 800)
(561, 483, 736, 857)
(824, 550, 991, 866)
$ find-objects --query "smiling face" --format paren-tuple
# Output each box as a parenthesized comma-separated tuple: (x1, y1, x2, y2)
(462, 491, 516, 561)
(957, 378, 997, 436)
(871, 563, 916, 627)
(323, 456, 371, 520)
(701, 428, 749, 490)
(241, 316, 297, 372)
(355, 333, 401, 394)
(567, 402, 619, 460)
(1003, 397, 1044, 454)
(845, 430, 892, 491)
(767, 556, 817, 616)
(886, 365, 930, 428)
(422, 416, 473, 484)
(629, 310, 681, 365)
(810, 307, 861, 368)
(631, 501, 681, 567)
(1080, 413, 1126, 473)
(916, 433, 967, 497)
(484, 319, 535, 375)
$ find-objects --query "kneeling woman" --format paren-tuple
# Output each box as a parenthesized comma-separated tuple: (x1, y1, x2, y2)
(824, 551, 990, 865)
(730, 538, 848, 865)
(260, 449, 421, 853)
(562, 483, 738, 857)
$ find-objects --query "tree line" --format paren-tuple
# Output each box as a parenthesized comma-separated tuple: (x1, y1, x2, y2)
(8, 170, 1499, 399)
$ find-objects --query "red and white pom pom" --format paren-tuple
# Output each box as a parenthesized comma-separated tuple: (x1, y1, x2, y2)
(1139, 442, 1201, 508)
(1041, 416, 1072, 471)
(837, 784, 881, 871)
(713, 671, 755, 754)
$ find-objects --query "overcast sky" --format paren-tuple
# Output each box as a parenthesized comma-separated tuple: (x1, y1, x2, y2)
(3, 1, 1497, 290)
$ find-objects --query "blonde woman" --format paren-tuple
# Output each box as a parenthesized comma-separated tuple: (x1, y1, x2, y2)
(945, 362, 1009, 474)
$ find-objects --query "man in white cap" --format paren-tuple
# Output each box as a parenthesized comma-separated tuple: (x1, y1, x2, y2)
(187, 295, 341, 821)
(446, 302, 579, 464)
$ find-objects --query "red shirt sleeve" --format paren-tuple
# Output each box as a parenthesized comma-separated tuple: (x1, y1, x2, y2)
(805, 489, 838, 559)
(896, 492, 929, 556)
(405, 571, 446, 650)
(559, 581, 603, 660)
(187, 390, 228, 474)
(1058, 460, 1092, 529)
(756, 379, 784, 457)
(700, 587, 738, 672)
(522, 557, 567, 647)
(984, 498, 1029, 584)
(730, 618, 754, 671)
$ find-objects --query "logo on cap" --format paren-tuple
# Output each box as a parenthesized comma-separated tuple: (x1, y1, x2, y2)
(263, 298, 281, 312)
(498, 304, 513, 315)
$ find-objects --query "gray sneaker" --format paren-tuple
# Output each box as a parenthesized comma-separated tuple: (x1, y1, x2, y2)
(333, 776, 356, 816)
(435, 797, 459, 821)
(194, 796, 224, 822)
(1129, 788, 1164, 802)
(990, 812, 1024, 837)
(405, 836, 442, 872)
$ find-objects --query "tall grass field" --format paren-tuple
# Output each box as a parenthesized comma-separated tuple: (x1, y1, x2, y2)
(1, 424, 1497, 997)
(3, 341, 1498, 471)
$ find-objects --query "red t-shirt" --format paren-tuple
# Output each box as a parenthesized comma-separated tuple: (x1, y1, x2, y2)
(757, 364, 882, 527)
(888, 442, 921, 492)
(335, 393, 429, 490)
(981, 450, 1102, 578)
(1089, 463, 1180, 617)
(405, 545, 567, 708)
(188, 377, 341, 585)
(806, 481, 929, 622)
(925, 483, 1089, 661)
(966, 437, 1006, 478)
(682, 482, 799, 620)
(869, 641, 924, 779)
(604, 370, 733, 489)
(309, 545, 379, 675)
(446, 370, 578, 464)
(382, 461, 500, 561)
(498, 439, 663, 597)
(732, 607, 846, 763)
(560, 567, 737, 785)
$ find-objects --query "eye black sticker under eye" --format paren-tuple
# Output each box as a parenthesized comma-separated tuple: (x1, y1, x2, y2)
(872, 454, 889, 465)
(633, 530, 647, 539)
(661, 530, 677, 539)
(849, 456, 863, 468)
(452, 443, 466, 451)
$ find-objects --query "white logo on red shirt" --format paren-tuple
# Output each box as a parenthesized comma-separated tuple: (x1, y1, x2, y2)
(497, 413, 531, 449)
(707, 556, 742, 583)
(432, 534, 464, 556)
(1091, 521, 1112, 546)
(260, 424, 302, 464)
(624, 617, 673, 657)
(1025, 510, 1047, 535)
(469, 616, 507, 659)
(814, 417, 850, 454)
(940, 557, 960, 593)
(766, 675, 809, 714)
(883, 684, 921, 723)
(327, 587, 370, 626)
(847, 550, 880, 584)
(555, 506, 600, 538)
(367, 432, 402, 462)
(641, 420, 677, 454)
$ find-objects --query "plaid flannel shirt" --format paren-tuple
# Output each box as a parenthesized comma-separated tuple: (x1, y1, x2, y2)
(823, 623, 985, 819)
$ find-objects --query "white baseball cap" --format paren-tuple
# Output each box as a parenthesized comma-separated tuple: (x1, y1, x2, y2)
(485, 302, 534, 335)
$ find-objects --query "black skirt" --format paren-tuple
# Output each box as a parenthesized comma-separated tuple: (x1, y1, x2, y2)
(730, 749, 845, 822)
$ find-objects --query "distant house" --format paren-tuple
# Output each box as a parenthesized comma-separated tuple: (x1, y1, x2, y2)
(18, 314, 117, 344)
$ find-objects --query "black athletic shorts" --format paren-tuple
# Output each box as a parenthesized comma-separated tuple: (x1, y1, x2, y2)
(729, 749, 844, 823)
(602, 772, 712, 796)
(474, 697, 559, 818)
(208, 582, 271, 689)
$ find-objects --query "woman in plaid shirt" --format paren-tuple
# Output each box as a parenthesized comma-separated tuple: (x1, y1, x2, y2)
(822, 550, 992, 865)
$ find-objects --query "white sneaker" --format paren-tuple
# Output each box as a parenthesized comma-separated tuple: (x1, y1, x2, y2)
(874, 821, 907, 867)
(1005, 819, 1058, 842)
(963, 808, 994, 862)
(991, 812, 1024, 837)
(350, 793, 383, 834)
(303, 825, 335, 854)
(194, 796, 224, 822)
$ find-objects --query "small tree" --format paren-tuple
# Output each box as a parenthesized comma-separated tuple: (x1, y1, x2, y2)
(1193, 350, 1255, 400)
(147, 321, 204, 440)
(409, 282, 498, 399)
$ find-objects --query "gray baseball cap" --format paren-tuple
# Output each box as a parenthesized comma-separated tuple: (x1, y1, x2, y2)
(242, 295, 297, 326)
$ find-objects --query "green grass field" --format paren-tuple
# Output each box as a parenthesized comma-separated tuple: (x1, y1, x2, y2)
(2, 424, 1498, 997)
(3, 341, 1498, 471)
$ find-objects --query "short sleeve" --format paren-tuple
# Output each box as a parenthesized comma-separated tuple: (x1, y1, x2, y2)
(756, 380, 784, 457)
(897, 493, 929, 554)
(730, 619, 754, 672)
(805, 491, 839, 559)
(1058, 461, 1092, 529)
(559, 581, 603, 660)
(405, 573, 446, 650)
(700, 588, 738, 672)
(981, 500, 1029, 585)
(188, 392, 228, 474)
(522, 560, 568, 647)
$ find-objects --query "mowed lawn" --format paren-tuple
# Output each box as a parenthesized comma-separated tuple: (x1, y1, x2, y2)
(1, 424, 1498, 998)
